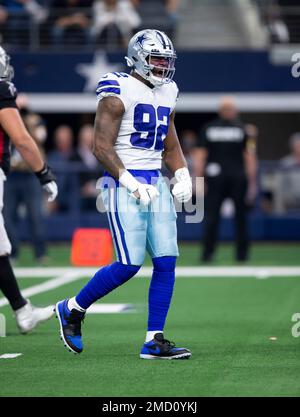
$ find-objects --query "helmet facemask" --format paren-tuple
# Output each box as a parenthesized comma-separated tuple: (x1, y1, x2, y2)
(0, 48, 14, 82)
(142, 52, 176, 86)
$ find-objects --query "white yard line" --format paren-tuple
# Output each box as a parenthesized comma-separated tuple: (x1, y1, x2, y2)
(13, 268, 85, 278)
(0, 354, 23, 359)
(0, 271, 82, 308)
(1, 266, 299, 311)
(13, 266, 300, 279)
(87, 304, 134, 314)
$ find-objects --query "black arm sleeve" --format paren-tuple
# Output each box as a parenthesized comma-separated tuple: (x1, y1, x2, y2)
(0, 81, 18, 110)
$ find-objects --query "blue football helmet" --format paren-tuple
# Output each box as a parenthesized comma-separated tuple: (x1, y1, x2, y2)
(125, 29, 176, 87)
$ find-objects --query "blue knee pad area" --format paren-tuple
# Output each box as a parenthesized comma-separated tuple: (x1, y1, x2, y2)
(152, 256, 177, 272)
(76, 262, 141, 309)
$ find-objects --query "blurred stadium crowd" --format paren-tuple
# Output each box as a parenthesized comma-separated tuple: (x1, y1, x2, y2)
(1, 0, 300, 49)
(0, 0, 179, 48)
(255, 0, 300, 44)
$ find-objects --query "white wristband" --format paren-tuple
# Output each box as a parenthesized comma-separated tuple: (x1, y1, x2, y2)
(174, 167, 190, 182)
(119, 170, 140, 193)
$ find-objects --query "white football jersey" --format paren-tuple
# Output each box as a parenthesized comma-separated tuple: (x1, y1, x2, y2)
(96, 72, 179, 170)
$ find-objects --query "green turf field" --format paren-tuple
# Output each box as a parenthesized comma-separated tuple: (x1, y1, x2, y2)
(1, 243, 300, 397)
(14, 241, 300, 267)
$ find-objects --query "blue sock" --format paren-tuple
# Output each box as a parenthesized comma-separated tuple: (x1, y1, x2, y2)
(75, 262, 140, 310)
(148, 256, 176, 331)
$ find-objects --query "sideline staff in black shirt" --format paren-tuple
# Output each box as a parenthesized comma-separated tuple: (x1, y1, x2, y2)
(196, 97, 258, 262)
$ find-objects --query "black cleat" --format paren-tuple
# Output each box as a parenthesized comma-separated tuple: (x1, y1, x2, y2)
(140, 333, 192, 360)
(55, 299, 85, 354)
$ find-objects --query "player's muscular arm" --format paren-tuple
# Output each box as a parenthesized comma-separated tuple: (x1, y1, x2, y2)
(93, 96, 159, 205)
(163, 111, 187, 173)
(0, 108, 44, 172)
(163, 111, 192, 203)
(92, 96, 126, 179)
(0, 107, 57, 201)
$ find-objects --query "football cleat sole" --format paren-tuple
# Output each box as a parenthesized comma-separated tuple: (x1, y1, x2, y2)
(55, 302, 81, 355)
(140, 352, 191, 360)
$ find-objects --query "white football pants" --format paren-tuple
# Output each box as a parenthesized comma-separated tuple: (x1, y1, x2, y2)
(0, 168, 12, 256)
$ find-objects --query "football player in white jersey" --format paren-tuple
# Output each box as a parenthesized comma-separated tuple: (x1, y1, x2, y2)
(56, 29, 192, 359)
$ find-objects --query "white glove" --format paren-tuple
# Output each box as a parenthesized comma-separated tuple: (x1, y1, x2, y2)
(131, 183, 159, 206)
(172, 167, 192, 203)
(42, 181, 58, 202)
(119, 170, 159, 206)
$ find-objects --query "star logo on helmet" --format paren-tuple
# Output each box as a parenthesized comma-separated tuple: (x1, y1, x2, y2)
(135, 34, 148, 48)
